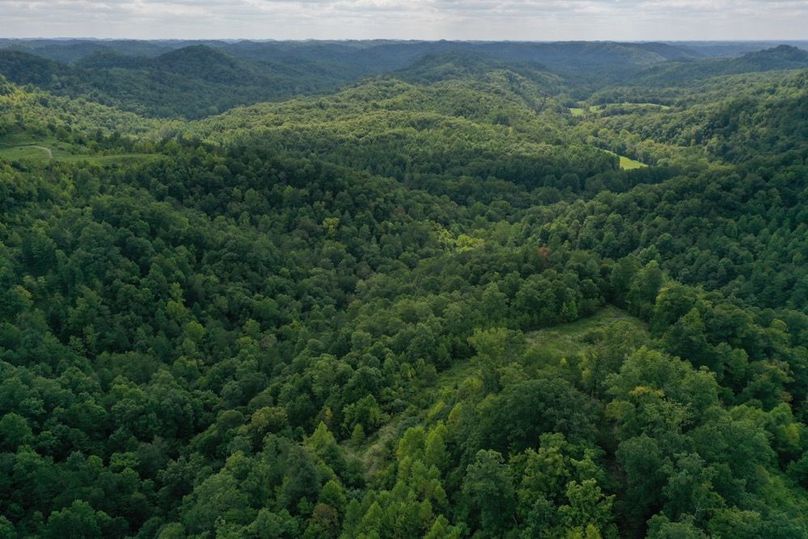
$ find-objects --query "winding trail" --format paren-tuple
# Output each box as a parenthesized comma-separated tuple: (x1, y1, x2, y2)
(0, 144, 54, 159)
(28, 145, 53, 159)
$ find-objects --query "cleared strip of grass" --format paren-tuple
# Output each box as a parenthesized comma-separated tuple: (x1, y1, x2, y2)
(599, 149, 647, 170)
(618, 155, 647, 170)
(526, 305, 645, 358)
(57, 153, 161, 165)
(0, 140, 158, 165)
(0, 145, 53, 160)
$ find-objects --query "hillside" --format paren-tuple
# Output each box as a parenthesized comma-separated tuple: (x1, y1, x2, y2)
(0, 41, 807, 539)
(1, 40, 786, 118)
(631, 45, 808, 86)
(0, 45, 347, 118)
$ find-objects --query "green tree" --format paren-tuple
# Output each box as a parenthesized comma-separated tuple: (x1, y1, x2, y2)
(558, 480, 616, 537)
(462, 449, 515, 536)
(0, 413, 33, 451)
(43, 501, 110, 539)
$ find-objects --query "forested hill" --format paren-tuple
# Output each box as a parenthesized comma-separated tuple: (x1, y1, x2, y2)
(630, 45, 808, 85)
(0, 45, 343, 118)
(1, 39, 806, 117)
(0, 41, 807, 538)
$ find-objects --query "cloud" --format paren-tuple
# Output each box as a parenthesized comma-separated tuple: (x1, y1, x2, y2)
(0, 0, 806, 39)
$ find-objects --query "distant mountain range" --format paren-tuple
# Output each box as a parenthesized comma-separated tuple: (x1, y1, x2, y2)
(1, 40, 806, 118)
(630, 45, 808, 86)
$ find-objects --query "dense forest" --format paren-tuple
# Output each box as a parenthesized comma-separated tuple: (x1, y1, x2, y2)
(0, 39, 807, 538)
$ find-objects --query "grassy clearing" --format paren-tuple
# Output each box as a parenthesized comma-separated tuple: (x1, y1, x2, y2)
(0, 136, 158, 165)
(57, 153, 161, 165)
(0, 145, 53, 160)
(590, 102, 671, 112)
(0, 135, 59, 160)
(618, 155, 647, 170)
(525, 305, 645, 359)
(599, 149, 647, 171)
(620, 102, 672, 111)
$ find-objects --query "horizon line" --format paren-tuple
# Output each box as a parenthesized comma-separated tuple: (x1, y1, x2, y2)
(2, 37, 808, 43)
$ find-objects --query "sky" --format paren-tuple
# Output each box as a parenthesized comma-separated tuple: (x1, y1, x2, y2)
(1, 0, 807, 41)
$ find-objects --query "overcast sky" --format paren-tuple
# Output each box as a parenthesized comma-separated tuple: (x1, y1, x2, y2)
(2, 0, 807, 41)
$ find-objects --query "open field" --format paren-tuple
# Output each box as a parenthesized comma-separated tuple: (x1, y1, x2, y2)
(618, 154, 647, 170)
(0, 137, 157, 165)
(525, 304, 646, 357)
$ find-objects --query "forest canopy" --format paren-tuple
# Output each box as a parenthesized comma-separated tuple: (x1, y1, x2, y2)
(0, 39, 807, 538)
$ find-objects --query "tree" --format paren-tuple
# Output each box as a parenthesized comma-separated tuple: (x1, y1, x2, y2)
(0, 413, 33, 452)
(43, 500, 110, 539)
(609, 256, 640, 306)
(462, 449, 515, 536)
(246, 509, 299, 539)
(559, 480, 616, 538)
(647, 515, 707, 539)
(662, 308, 718, 374)
(660, 453, 722, 523)
(627, 261, 664, 319)
(342, 395, 383, 436)
(476, 377, 596, 454)
(0, 516, 15, 539)
(424, 515, 461, 539)
(181, 471, 253, 535)
(615, 435, 667, 533)
(425, 423, 448, 472)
